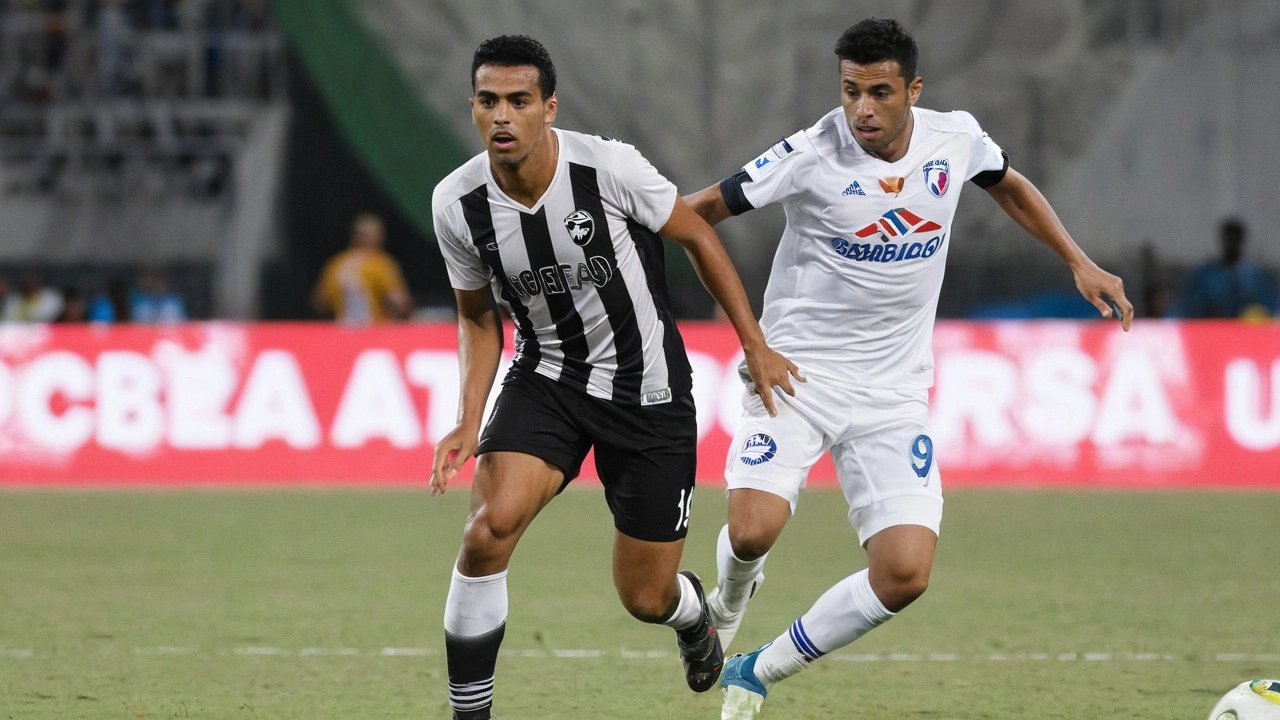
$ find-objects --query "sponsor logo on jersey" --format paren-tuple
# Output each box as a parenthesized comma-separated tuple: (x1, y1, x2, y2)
(507, 256, 614, 298)
(842, 181, 866, 197)
(853, 207, 943, 241)
(563, 209, 595, 246)
(831, 208, 945, 263)
(739, 433, 777, 466)
(923, 158, 950, 197)
(878, 176, 905, 194)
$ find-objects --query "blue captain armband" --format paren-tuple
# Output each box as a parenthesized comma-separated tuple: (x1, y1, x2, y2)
(719, 170, 756, 216)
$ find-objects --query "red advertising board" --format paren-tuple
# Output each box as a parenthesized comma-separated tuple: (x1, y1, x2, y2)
(0, 321, 1277, 487)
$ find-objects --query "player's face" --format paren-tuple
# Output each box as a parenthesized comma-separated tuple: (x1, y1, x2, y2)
(471, 64, 557, 168)
(839, 60, 923, 158)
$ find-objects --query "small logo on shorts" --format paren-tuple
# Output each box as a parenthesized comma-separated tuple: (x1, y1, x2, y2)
(739, 433, 778, 466)
(642, 388, 672, 405)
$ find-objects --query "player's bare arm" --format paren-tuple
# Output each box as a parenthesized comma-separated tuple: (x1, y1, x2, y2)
(985, 168, 1134, 331)
(660, 196, 803, 416)
(683, 183, 734, 227)
(431, 287, 503, 495)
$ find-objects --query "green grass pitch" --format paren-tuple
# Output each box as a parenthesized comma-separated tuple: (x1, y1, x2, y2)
(0, 486, 1276, 719)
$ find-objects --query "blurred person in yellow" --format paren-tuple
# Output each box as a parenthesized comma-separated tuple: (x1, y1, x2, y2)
(311, 212, 413, 324)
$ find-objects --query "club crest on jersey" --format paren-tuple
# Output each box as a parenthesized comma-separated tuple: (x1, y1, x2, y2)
(923, 158, 950, 197)
(563, 209, 595, 246)
(878, 176, 905, 194)
(739, 433, 777, 467)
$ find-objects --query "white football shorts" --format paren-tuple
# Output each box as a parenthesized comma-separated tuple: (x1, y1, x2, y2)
(723, 367, 943, 546)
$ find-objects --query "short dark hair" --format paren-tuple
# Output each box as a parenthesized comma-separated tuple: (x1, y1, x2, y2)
(471, 35, 557, 100)
(1221, 218, 1246, 241)
(834, 18, 919, 79)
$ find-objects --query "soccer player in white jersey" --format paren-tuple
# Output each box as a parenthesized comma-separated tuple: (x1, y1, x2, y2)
(429, 36, 800, 720)
(683, 19, 1134, 718)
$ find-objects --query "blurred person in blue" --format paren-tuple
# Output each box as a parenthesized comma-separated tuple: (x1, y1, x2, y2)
(1177, 219, 1276, 320)
(88, 277, 133, 323)
(131, 266, 187, 323)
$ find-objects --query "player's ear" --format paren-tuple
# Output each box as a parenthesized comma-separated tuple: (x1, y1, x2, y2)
(544, 93, 558, 124)
(907, 76, 923, 106)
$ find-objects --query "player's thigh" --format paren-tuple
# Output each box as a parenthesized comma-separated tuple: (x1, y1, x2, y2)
(591, 393, 699, 544)
(831, 404, 942, 547)
(466, 371, 593, 543)
(724, 389, 828, 514)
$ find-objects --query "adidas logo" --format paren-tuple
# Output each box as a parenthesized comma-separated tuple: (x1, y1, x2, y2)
(842, 181, 866, 197)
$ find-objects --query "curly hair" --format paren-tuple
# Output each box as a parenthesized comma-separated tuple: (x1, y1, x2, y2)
(834, 18, 919, 79)
(471, 35, 557, 100)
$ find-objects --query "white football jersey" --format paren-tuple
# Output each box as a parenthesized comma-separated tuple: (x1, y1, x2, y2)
(724, 106, 1006, 389)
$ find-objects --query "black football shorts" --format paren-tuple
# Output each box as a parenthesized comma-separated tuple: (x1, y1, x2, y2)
(475, 369, 698, 542)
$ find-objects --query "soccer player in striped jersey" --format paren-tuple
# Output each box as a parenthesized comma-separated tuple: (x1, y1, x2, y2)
(429, 35, 801, 720)
(683, 18, 1134, 719)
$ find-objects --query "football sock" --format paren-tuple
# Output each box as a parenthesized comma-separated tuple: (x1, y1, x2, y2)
(444, 567, 508, 719)
(714, 524, 768, 611)
(663, 571, 704, 632)
(754, 569, 894, 684)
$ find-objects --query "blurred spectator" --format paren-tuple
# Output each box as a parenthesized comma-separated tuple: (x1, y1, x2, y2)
(2, 272, 64, 322)
(55, 285, 89, 322)
(1177, 219, 1277, 319)
(96, 0, 135, 97)
(130, 266, 186, 322)
(312, 213, 412, 324)
(88, 276, 133, 322)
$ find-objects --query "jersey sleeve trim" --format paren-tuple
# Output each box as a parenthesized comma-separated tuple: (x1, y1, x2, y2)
(970, 150, 1010, 189)
(719, 170, 755, 216)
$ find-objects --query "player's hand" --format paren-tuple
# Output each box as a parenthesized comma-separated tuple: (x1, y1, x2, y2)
(1074, 262, 1134, 331)
(743, 342, 805, 417)
(431, 424, 479, 496)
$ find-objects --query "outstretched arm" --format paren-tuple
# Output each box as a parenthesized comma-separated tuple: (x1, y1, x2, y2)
(985, 168, 1134, 330)
(660, 196, 803, 416)
(683, 183, 735, 227)
(431, 287, 503, 495)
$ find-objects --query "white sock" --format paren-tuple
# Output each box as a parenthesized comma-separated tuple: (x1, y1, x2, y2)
(443, 566, 508, 636)
(754, 569, 893, 684)
(662, 572, 703, 632)
(715, 524, 767, 611)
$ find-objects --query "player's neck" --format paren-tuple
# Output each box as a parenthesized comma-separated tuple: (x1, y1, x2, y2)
(490, 129, 559, 208)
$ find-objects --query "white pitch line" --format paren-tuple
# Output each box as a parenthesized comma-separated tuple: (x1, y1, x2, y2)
(380, 647, 435, 656)
(1, 647, 1274, 662)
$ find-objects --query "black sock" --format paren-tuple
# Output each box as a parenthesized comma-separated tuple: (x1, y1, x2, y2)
(446, 622, 506, 719)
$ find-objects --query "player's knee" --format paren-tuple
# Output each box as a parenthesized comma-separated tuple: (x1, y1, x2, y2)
(877, 563, 931, 611)
(618, 587, 672, 624)
(727, 527, 776, 562)
(461, 508, 523, 556)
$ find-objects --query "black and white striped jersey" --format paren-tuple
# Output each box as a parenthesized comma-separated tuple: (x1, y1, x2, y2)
(432, 129, 691, 405)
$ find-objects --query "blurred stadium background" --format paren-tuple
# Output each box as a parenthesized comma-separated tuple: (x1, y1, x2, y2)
(0, 1, 1277, 719)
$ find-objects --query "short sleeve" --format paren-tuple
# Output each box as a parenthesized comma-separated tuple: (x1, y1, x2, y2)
(723, 131, 810, 214)
(606, 143, 679, 232)
(956, 111, 1008, 186)
(432, 189, 491, 291)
